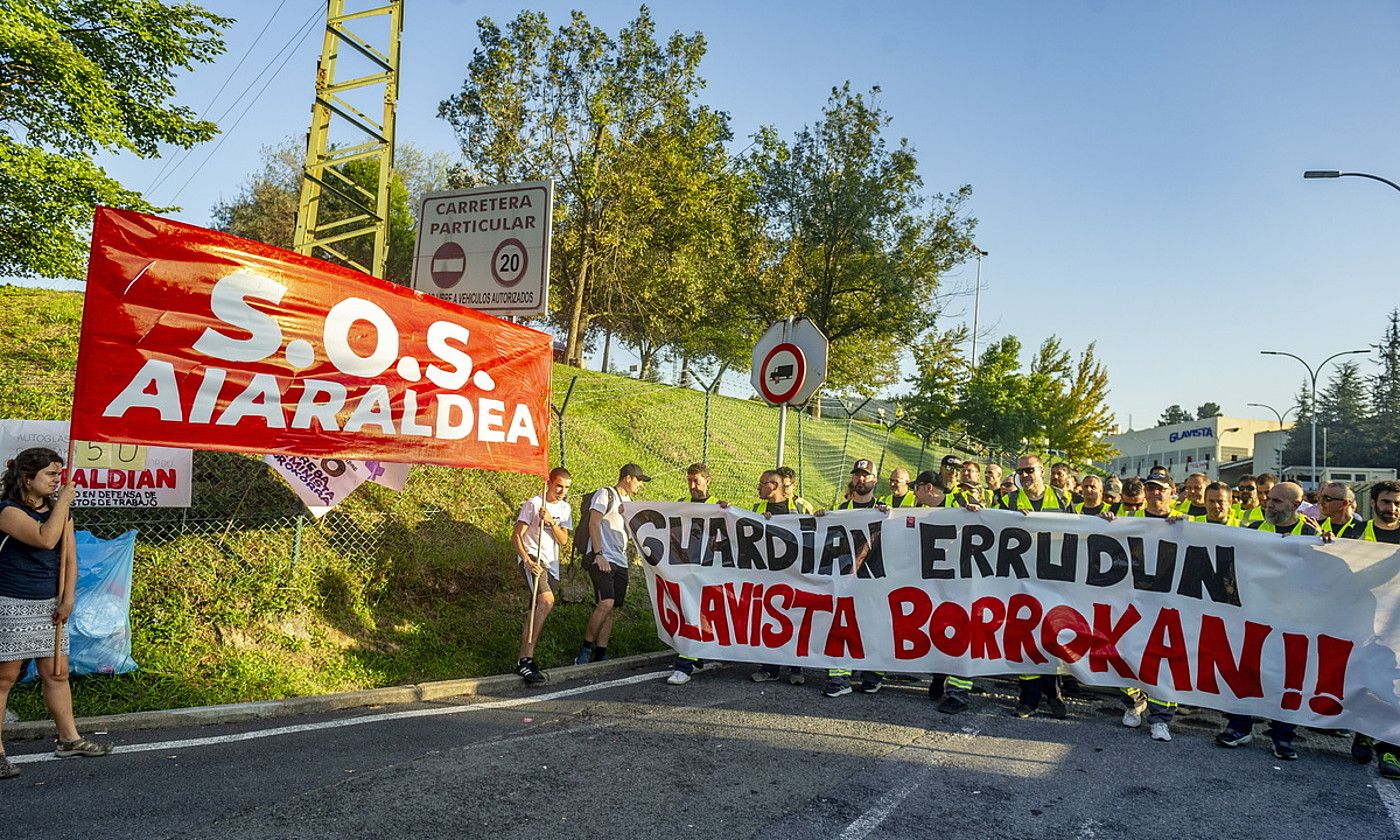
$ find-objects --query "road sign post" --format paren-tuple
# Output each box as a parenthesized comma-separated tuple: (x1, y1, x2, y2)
(751, 318, 828, 468)
(411, 180, 553, 318)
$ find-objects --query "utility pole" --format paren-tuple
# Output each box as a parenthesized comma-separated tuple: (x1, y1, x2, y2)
(293, 1, 403, 280)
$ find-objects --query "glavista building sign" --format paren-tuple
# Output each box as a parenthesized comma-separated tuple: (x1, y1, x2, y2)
(1099, 416, 1280, 481)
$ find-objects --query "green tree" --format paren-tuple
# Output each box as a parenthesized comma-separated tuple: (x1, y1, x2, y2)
(1367, 310, 1400, 466)
(0, 0, 228, 278)
(439, 7, 716, 366)
(956, 336, 1028, 452)
(211, 137, 446, 283)
(1157, 405, 1192, 426)
(743, 83, 976, 394)
(1195, 402, 1222, 419)
(1046, 342, 1117, 462)
(901, 323, 970, 436)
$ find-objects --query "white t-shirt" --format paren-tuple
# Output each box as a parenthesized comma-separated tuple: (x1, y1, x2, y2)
(590, 486, 632, 567)
(517, 495, 573, 577)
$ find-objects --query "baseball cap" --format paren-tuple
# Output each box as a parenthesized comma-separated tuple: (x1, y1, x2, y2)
(1143, 474, 1175, 489)
(941, 454, 962, 469)
(914, 470, 938, 487)
(619, 463, 652, 482)
(851, 459, 875, 475)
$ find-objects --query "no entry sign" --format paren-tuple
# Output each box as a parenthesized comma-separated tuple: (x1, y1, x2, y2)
(412, 181, 553, 317)
(750, 319, 828, 406)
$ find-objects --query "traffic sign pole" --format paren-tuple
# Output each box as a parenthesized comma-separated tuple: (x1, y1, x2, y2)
(774, 317, 792, 467)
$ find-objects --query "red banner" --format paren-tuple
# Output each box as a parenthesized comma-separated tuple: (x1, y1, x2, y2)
(71, 208, 551, 476)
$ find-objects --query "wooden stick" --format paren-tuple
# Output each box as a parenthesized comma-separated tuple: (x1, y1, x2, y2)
(525, 504, 545, 646)
(53, 437, 76, 677)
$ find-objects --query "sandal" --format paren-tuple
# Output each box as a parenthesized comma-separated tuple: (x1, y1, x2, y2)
(0, 754, 18, 779)
(54, 736, 112, 758)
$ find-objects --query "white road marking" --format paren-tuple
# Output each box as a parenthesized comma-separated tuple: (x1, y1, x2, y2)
(10, 670, 665, 765)
(1373, 780, 1400, 835)
(835, 772, 924, 840)
(1074, 817, 1101, 839)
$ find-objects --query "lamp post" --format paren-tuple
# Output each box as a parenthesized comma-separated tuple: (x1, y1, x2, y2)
(970, 247, 988, 371)
(1259, 349, 1370, 489)
(1246, 402, 1296, 430)
(1304, 170, 1400, 194)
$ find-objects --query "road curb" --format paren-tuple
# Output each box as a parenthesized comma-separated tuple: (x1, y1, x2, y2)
(3, 650, 673, 742)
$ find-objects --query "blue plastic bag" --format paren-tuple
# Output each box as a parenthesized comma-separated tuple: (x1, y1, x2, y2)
(22, 529, 138, 681)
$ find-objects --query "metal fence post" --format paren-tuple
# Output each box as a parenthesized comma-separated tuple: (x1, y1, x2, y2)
(292, 515, 304, 570)
(552, 375, 578, 468)
(833, 397, 872, 506)
(916, 432, 930, 474)
(874, 413, 903, 479)
(702, 389, 712, 465)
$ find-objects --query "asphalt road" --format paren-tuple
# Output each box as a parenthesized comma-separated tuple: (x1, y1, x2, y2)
(4, 664, 1397, 839)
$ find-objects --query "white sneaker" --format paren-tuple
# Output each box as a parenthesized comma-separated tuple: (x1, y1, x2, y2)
(665, 669, 691, 686)
(1150, 722, 1172, 742)
(1122, 699, 1147, 728)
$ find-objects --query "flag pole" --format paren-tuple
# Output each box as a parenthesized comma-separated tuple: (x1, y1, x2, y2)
(53, 436, 75, 677)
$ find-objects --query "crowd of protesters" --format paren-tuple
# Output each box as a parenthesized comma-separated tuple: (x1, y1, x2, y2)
(510, 452, 1400, 781)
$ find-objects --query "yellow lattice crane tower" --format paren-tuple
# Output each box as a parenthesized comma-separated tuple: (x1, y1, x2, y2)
(292, 1, 403, 280)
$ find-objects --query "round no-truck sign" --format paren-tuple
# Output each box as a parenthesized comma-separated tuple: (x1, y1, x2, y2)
(750, 318, 828, 406)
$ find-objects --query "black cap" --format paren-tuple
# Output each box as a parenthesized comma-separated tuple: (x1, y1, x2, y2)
(851, 459, 875, 475)
(619, 463, 652, 482)
(941, 454, 962, 468)
(914, 470, 938, 487)
(1144, 474, 1175, 489)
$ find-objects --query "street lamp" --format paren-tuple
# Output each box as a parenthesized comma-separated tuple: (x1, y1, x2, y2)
(1246, 402, 1296, 430)
(970, 247, 988, 371)
(1303, 170, 1400, 194)
(1259, 349, 1370, 489)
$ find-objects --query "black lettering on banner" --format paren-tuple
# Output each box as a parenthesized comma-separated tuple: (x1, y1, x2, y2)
(630, 509, 667, 565)
(819, 526, 852, 576)
(765, 523, 799, 572)
(1086, 533, 1129, 587)
(735, 519, 766, 569)
(919, 523, 957, 579)
(1179, 544, 1240, 606)
(853, 521, 884, 579)
(706, 517, 735, 568)
(960, 524, 996, 578)
(320, 459, 346, 477)
(1130, 537, 1177, 593)
(995, 526, 1032, 579)
(670, 516, 702, 566)
(1038, 531, 1078, 582)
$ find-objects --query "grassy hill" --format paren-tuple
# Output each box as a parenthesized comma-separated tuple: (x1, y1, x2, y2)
(0, 286, 959, 717)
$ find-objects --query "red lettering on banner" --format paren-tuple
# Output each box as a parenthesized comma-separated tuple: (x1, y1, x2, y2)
(723, 582, 759, 647)
(931, 601, 971, 657)
(1310, 635, 1352, 716)
(1280, 632, 1308, 711)
(791, 589, 833, 657)
(1195, 615, 1268, 698)
(1002, 593, 1046, 665)
(1041, 605, 1092, 664)
(697, 585, 727, 644)
(655, 575, 680, 637)
(1089, 603, 1141, 678)
(825, 597, 864, 658)
(760, 584, 796, 648)
(1139, 608, 1192, 691)
(889, 586, 933, 659)
(969, 596, 1006, 660)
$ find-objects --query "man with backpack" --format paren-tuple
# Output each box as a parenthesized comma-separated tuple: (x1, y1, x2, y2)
(574, 463, 650, 665)
(513, 467, 573, 684)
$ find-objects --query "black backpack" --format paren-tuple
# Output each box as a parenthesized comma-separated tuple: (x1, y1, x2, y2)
(573, 486, 619, 561)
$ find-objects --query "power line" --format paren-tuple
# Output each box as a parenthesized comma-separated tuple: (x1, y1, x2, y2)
(144, 0, 296, 194)
(161, 6, 324, 207)
(152, 2, 324, 203)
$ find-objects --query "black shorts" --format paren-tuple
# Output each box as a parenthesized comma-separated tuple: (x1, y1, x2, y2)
(587, 562, 629, 608)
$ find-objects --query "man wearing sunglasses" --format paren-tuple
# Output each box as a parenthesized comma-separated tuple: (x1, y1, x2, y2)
(1111, 477, 1145, 515)
(1317, 482, 1365, 539)
(1232, 478, 1265, 524)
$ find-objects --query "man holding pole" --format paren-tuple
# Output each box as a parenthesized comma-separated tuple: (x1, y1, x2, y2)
(512, 467, 573, 685)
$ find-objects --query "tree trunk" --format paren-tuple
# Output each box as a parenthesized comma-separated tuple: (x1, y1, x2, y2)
(565, 250, 591, 368)
(600, 327, 612, 374)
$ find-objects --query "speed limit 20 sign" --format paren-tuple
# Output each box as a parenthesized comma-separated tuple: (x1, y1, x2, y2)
(412, 181, 554, 317)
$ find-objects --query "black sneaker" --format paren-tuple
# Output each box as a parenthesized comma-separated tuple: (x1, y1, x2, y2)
(1272, 739, 1298, 761)
(928, 679, 945, 702)
(1353, 734, 1376, 764)
(1013, 704, 1035, 719)
(1381, 751, 1400, 780)
(823, 678, 852, 698)
(516, 658, 546, 685)
(1215, 728, 1253, 748)
(857, 677, 882, 694)
(1047, 697, 1068, 719)
(937, 695, 969, 715)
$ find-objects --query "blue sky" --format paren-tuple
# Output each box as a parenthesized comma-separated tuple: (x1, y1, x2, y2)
(75, 0, 1400, 431)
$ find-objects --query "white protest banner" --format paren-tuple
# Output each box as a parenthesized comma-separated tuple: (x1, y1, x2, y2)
(265, 455, 408, 518)
(628, 503, 1400, 741)
(0, 420, 192, 508)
